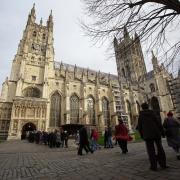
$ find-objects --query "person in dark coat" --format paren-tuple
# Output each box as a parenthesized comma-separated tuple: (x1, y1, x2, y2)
(64, 131, 69, 148)
(49, 130, 56, 148)
(163, 111, 180, 160)
(138, 102, 167, 171)
(61, 129, 65, 148)
(104, 127, 108, 148)
(78, 126, 93, 155)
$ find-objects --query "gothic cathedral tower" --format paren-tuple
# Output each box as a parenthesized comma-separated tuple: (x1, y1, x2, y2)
(10, 4, 54, 99)
(114, 27, 147, 83)
(5, 4, 55, 139)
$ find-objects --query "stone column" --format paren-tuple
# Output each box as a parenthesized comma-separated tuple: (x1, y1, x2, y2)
(65, 96, 70, 124)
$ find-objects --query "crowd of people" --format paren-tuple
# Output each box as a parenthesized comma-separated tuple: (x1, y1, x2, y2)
(27, 128, 69, 148)
(24, 102, 180, 172)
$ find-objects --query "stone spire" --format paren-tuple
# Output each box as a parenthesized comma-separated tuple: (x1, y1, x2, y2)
(113, 36, 118, 50)
(47, 10, 53, 31)
(134, 32, 140, 42)
(31, 3, 36, 17)
(40, 18, 43, 25)
(124, 26, 130, 39)
(74, 64, 77, 78)
(27, 3, 36, 25)
(49, 10, 53, 21)
(151, 50, 159, 73)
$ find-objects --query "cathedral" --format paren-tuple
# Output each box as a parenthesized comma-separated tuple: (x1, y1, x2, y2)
(0, 5, 174, 140)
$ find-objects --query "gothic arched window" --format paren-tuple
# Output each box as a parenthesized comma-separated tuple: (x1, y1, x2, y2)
(102, 97, 110, 126)
(50, 92, 61, 127)
(43, 33, 46, 40)
(87, 96, 95, 125)
(23, 87, 41, 98)
(33, 31, 37, 37)
(149, 83, 155, 92)
(70, 94, 79, 124)
(136, 101, 140, 114)
(122, 68, 126, 78)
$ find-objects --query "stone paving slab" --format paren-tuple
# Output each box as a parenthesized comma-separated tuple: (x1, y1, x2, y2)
(0, 140, 180, 180)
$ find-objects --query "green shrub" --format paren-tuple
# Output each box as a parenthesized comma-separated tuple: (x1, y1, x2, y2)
(97, 135, 104, 146)
(0, 140, 3, 144)
(131, 130, 143, 142)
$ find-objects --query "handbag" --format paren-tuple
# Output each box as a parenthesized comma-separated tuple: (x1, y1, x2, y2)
(116, 134, 133, 141)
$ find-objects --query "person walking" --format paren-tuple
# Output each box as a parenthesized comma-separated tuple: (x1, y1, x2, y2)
(78, 126, 93, 155)
(55, 130, 62, 148)
(75, 130, 80, 147)
(138, 102, 168, 171)
(90, 128, 99, 151)
(64, 130, 69, 148)
(115, 118, 129, 154)
(61, 129, 65, 148)
(163, 111, 180, 160)
(107, 127, 113, 148)
(104, 127, 108, 148)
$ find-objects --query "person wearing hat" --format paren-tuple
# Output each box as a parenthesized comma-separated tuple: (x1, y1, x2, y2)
(163, 111, 180, 160)
(138, 102, 167, 171)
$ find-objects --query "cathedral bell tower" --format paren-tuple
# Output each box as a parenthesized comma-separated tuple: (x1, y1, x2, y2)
(9, 4, 55, 98)
(6, 5, 55, 139)
(114, 27, 147, 84)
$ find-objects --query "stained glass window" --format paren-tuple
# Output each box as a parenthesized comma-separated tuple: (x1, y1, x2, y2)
(50, 92, 61, 127)
(70, 94, 79, 124)
(87, 96, 95, 125)
(102, 97, 110, 126)
(23, 87, 41, 98)
(149, 83, 155, 92)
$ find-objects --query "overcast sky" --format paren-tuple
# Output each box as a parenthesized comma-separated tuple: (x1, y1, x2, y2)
(1, 0, 178, 93)
(0, 0, 118, 91)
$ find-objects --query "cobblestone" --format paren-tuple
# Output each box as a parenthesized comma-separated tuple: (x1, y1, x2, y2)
(0, 140, 180, 180)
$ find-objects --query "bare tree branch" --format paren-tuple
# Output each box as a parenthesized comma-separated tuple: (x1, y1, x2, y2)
(81, 0, 180, 75)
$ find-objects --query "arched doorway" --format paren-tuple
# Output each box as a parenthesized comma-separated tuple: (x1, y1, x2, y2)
(151, 96, 161, 122)
(21, 122, 36, 140)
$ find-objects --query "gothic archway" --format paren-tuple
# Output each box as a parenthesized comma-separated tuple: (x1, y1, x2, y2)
(149, 83, 156, 92)
(23, 87, 41, 98)
(21, 122, 36, 140)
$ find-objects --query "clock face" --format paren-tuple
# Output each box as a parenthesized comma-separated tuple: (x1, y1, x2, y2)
(32, 43, 40, 51)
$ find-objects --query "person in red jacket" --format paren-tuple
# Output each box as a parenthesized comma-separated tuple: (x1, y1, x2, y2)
(90, 128, 99, 151)
(115, 118, 129, 154)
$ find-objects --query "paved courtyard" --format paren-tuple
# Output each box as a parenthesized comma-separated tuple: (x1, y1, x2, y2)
(0, 139, 180, 180)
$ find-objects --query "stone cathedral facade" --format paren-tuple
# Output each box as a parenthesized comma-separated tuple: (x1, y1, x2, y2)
(0, 5, 175, 140)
